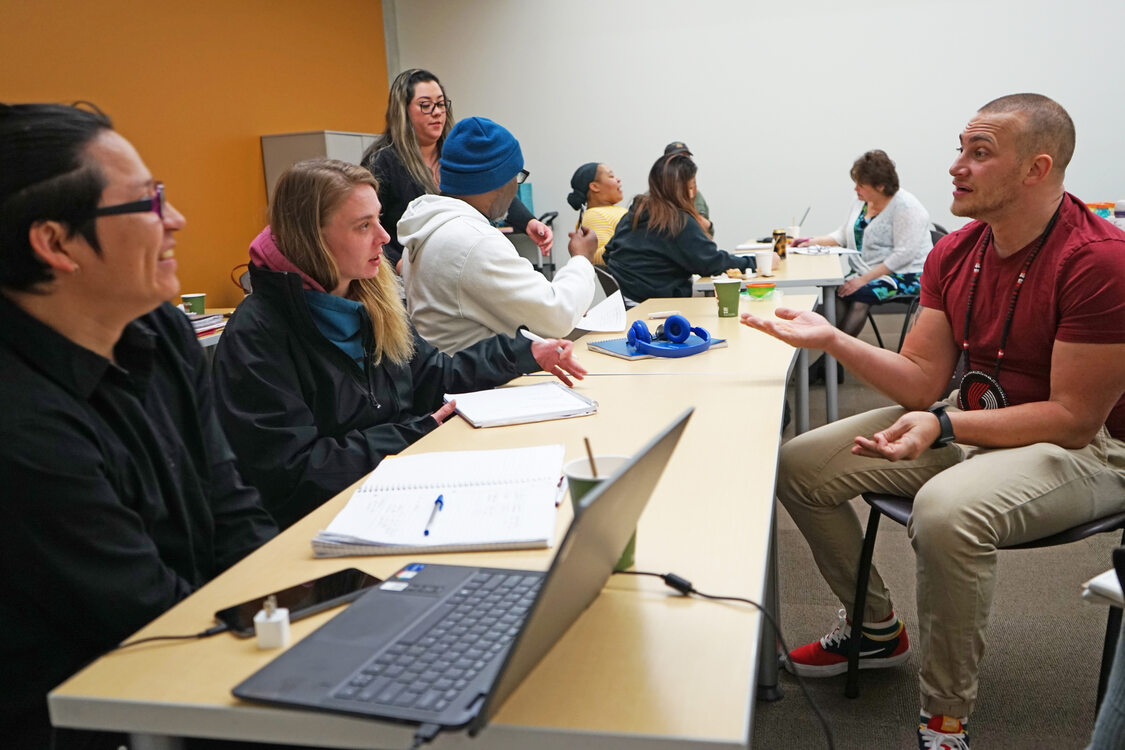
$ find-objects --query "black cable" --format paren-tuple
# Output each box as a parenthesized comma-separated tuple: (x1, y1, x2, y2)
(614, 569, 836, 750)
(107, 623, 230, 652)
(410, 722, 441, 748)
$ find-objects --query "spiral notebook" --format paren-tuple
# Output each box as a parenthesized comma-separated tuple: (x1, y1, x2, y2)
(444, 382, 598, 428)
(312, 444, 564, 557)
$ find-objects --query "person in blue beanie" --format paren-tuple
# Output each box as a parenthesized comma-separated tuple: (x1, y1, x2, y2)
(398, 116, 598, 354)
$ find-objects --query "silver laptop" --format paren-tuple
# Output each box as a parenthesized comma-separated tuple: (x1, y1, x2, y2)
(233, 408, 693, 739)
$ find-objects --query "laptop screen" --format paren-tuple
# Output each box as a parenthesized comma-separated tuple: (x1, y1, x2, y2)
(470, 407, 693, 733)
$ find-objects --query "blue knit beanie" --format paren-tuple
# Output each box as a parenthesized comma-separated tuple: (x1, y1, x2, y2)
(440, 117, 524, 195)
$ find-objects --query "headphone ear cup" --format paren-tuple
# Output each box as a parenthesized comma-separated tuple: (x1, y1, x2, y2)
(628, 320, 652, 345)
(664, 314, 691, 343)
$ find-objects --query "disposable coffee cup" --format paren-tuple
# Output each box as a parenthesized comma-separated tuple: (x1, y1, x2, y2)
(181, 293, 206, 315)
(713, 278, 741, 317)
(564, 455, 635, 570)
(787, 225, 800, 239)
(755, 250, 774, 277)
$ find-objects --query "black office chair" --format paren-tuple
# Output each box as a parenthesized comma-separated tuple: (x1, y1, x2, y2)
(537, 211, 558, 280)
(866, 224, 948, 351)
(845, 491, 1125, 708)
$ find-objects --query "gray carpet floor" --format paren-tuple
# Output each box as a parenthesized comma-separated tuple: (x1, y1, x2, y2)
(748, 311, 1120, 749)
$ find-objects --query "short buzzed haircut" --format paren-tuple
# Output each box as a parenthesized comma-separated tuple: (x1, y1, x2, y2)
(978, 93, 1075, 175)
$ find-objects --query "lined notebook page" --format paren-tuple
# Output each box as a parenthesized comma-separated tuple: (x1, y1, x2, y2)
(312, 444, 564, 556)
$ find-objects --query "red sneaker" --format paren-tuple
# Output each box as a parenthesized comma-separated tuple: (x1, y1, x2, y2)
(918, 714, 969, 749)
(785, 608, 910, 677)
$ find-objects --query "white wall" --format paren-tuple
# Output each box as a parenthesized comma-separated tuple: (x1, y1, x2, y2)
(386, 0, 1125, 256)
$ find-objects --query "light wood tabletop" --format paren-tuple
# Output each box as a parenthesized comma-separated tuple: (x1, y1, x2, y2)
(50, 301, 800, 749)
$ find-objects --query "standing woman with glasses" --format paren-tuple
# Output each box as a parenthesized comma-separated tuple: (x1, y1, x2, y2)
(361, 69, 552, 271)
(603, 152, 752, 302)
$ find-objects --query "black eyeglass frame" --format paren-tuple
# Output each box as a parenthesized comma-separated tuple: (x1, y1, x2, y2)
(93, 182, 165, 220)
(416, 99, 451, 115)
(515, 169, 530, 185)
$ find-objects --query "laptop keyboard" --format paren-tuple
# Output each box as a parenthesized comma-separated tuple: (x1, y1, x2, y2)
(331, 571, 542, 713)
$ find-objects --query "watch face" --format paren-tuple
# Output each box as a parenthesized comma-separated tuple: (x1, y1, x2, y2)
(957, 370, 1009, 410)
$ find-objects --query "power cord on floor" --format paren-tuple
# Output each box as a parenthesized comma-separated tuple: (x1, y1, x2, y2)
(614, 569, 836, 750)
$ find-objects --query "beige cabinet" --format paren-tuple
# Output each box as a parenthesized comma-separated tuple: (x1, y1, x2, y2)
(260, 130, 378, 203)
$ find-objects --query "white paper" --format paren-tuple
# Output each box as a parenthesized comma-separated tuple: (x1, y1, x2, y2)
(575, 290, 627, 332)
(1082, 568, 1124, 607)
(790, 244, 859, 255)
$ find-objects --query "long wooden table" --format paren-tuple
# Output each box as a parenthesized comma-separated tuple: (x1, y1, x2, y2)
(49, 299, 803, 749)
(695, 252, 847, 424)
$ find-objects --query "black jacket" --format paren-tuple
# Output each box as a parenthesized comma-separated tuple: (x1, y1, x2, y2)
(603, 208, 752, 301)
(362, 146, 535, 267)
(212, 264, 540, 529)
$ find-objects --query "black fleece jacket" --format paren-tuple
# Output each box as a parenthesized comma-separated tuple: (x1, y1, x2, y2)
(212, 264, 540, 528)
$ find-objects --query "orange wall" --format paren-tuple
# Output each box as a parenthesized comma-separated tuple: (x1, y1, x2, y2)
(1, 0, 387, 307)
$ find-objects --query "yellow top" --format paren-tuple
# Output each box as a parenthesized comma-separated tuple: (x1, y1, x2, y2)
(582, 205, 628, 265)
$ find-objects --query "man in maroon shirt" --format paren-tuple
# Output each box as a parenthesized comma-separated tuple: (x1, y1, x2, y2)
(743, 93, 1125, 748)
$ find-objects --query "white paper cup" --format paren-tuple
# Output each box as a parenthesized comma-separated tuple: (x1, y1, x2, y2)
(787, 225, 800, 239)
(755, 250, 774, 277)
(181, 293, 206, 314)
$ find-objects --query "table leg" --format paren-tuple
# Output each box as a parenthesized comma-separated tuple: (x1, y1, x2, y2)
(822, 287, 839, 422)
(756, 510, 783, 702)
(795, 348, 809, 435)
(129, 734, 182, 750)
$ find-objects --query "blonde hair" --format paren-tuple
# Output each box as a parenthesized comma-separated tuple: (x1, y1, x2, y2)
(362, 69, 453, 194)
(270, 159, 414, 365)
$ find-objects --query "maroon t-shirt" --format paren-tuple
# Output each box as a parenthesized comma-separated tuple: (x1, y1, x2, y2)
(920, 193, 1125, 439)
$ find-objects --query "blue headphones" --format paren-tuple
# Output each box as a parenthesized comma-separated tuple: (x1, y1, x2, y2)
(626, 314, 712, 358)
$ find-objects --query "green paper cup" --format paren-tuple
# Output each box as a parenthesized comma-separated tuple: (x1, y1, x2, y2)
(181, 293, 206, 314)
(564, 455, 635, 570)
(713, 279, 741, 317)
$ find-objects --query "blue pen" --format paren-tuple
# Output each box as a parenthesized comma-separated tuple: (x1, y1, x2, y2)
(423, 494, 444, 536)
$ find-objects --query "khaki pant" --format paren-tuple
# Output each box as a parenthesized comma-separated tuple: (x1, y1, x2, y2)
(777, 398, 1125, 718)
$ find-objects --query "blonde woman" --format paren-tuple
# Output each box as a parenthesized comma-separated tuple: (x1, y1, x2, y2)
(361, 68, 551, 269)
(213, 159, 583, 528)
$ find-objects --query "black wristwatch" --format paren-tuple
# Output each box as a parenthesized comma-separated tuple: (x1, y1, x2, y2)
(928, 405, 956, 449)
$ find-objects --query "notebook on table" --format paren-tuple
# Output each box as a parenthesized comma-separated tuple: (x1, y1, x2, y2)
(233, 408, 694, 739)
(311, 444, 564, 557)
(444, 381, 598, 428)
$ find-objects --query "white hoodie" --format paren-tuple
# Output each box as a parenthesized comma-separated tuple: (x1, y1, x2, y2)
(399, 194, 595, 354)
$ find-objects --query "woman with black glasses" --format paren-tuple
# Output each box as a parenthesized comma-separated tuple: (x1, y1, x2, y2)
(361, 69, 552, 270)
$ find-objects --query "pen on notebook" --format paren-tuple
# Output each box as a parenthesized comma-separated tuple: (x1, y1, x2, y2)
(423, 494, 444, 536)
(553, 475, 567, 507)
(519, 328, 564, 356)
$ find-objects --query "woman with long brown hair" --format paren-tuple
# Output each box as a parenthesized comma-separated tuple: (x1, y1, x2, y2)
(213, 159, 583, 528)
(361, 68, 552, 269)
(603, 151, 751, 302)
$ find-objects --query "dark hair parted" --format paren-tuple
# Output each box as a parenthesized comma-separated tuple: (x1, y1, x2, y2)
(849, 150, 899, 197)
(630, 152, 707, 237)
(978, 93, 1075, 175)
(0, 102, 113, 291)
(361, 68, 452, 195)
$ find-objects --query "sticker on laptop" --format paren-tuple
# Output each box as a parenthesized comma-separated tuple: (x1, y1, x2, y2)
(396, 570, 418, 580)
(405, 563, 425, 572)
(380, 581, 409, 592)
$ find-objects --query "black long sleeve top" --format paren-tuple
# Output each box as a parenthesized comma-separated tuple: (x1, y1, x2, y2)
(603, 209, 751, 301)
(0, 298, 276, 741)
